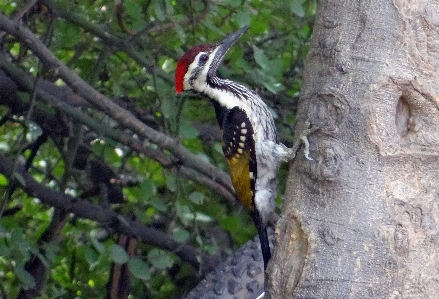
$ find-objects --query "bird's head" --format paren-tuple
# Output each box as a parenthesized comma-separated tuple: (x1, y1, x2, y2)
(175, 26, 249, 94)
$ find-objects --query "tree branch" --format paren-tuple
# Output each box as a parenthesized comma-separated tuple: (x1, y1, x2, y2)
(0, 151, 219, 271)
(0, 57, 237, 206)
(39, 0, 173, 84)
(0, 13, 235, 198)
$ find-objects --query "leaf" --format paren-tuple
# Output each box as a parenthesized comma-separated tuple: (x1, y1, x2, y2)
(252, 45, 270, 70)
(213, 142, 224, 154)
(128, 257, 151, 280)
(84, 246, 99, 266)
(194, 212, 212, 222)
(32, 247, 50, 268)
(174, 24, 186, 43)
(166, 174, 177, 192)
(124, 0, 143, 20)
(290, 0, 305, 17)
(140, 179, 155, 201)
(176, 201, 192, 225)
(262, 80, 285, 94)
(225, 0, 242, 7)
(147, 249, 173, 269)
(179, 123, 199, 139)
(153, 0, 166, 21)
(164, 0, 174, 15)
(160, 94, 177, 120)
(55, 20, 82, 48)
(109, 244, 129, 264)
(235, 10, 251, 28)
(150, 197, 168, 212)
(172, 229, 189, 242)
(17, 92, 29, 103)
(189, 192, 204, 205)
(0, 239, 10, 258)
(91, 238, 105, 254)
(14, 263, 36, 289)
(10, 229, 30, 260)
(13, 172, 26, 187)
(220, 215, 241, 233)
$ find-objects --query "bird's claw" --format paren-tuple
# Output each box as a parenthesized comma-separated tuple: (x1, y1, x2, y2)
(288, 121, 319, 161)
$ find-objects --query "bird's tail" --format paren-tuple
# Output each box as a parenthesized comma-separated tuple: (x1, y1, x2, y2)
(253, 212, 272, 270)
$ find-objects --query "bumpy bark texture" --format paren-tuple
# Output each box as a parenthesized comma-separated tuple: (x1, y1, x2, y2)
(269, 1, 439, 298)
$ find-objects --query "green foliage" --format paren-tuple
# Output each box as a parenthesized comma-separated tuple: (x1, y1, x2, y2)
(128, 257, 150, 280)
(109, 244, 130, 264)
(0, 0, 315, 298)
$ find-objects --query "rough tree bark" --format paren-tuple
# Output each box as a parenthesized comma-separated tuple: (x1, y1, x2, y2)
(269, 0, 439, 298)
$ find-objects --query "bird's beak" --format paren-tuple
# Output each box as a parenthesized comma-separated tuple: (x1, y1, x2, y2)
(219, 25, 250, 54)
(209, 26, 249, 75)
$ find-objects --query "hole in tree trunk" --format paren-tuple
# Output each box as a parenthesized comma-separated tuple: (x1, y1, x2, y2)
(395, 96, 410, 137)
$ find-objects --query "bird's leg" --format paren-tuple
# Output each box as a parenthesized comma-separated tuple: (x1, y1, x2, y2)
(287, 121, 319, 161)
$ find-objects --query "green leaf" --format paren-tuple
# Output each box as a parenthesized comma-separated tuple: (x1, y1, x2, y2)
(10, 229, 30, 259)
(160, 94, 178, 125)
(166, 174, 177, 192)
(128, 257, 150, 280)
(55, 20, 82, 48)
(194, 212, 212, 222)
(91, 238, 105, 254)
(84, 246, 99, 266)
(17, 92, 29, 103)
(176, 201, 192, 225)
(290, 0, 306, 17)
(13, 172, 26, 187)
(147, 249, 173, 269)
(189, 192, 204, 205)
(213, 142, 224, 154)
(262, 80, 285, 93)
(150, 197, 168, 212)
(14, 263, 36, 289)
(172, 229, 189, 242)
(174, 24, 186, 43)
(179, 123, 199, 139)
(153, 0, 166, 21)
(164, 0, 174, 15)
(220, 215, 241, 233)
(235, 10, 251, 27)
(32, 247, 50, 268)
(109, 244, 129, 264)
(140, 180, 155, 201)
(225, 0, 242, 7)
(124, 0, 143, 20)
(0, 239, 10, 258)
(252, 45, 270, 70)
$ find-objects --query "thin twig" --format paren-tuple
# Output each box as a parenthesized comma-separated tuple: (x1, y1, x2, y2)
(0, 13, 235, 197)
(0, 58, 236, 205)
(0, 150, 219, 271)
(0, 0, 39, 39)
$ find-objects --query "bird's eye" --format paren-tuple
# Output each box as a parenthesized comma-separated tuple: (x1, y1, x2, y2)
(199, 53, 209, 64)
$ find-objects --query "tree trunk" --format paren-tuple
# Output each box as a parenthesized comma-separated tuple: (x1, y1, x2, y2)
(269, 0, 439, 298)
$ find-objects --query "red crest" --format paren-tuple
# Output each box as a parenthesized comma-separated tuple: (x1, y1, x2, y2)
(175, 44, 213, 94)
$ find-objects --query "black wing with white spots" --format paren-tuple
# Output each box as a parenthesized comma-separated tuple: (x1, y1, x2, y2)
(222, 106, 257, 212)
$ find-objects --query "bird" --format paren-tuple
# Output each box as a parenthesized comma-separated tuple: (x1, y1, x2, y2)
(175, 25, 315, 270)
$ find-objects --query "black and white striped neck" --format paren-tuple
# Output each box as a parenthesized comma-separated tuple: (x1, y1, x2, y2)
(202, 76, 259, 109)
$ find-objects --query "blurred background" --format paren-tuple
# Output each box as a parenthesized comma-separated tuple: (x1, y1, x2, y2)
(0, 0, 315, 298)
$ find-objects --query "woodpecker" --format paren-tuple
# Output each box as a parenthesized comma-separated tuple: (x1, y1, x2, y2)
(175, 26, 315, 270)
